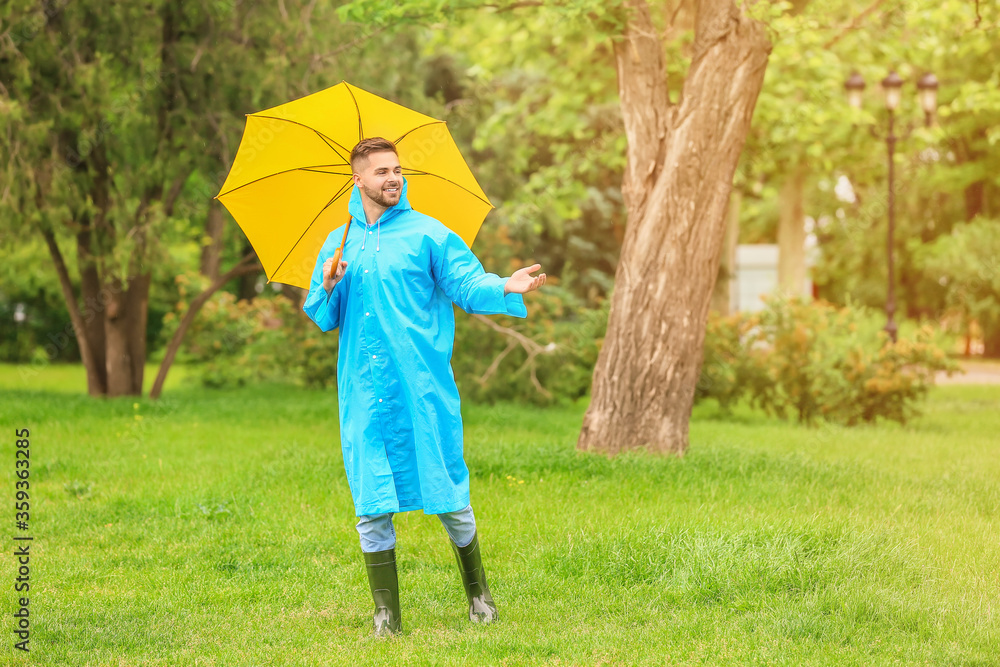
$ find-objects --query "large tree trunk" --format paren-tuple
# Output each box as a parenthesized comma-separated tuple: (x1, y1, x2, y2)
(104, 274, 150, 397)
(777, 164, 806, 297)
(578, 0, 771, 456)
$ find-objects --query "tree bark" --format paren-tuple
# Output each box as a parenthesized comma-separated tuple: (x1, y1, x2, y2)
(150, 253, 261, 399)
(710, 190, 740, 314)
(985, 326, 1000, 359)
(41, 228, 108, 396)
(578, 0, 771, 456)
(200, 200, 225, 280)
(964, 180, 984, 222)
(104, 274, 150, 397)
(76, 221, 108, 391)
(777, 163, 806, 297)
(237, 240, 260, 301)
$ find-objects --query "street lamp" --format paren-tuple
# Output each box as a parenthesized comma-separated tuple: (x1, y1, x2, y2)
(917, 72, 940, 126)
(844, 71, 865, 109)
(843, 69, 938, 343)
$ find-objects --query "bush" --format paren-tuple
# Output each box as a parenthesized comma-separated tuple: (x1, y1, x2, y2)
(167, 280, 603, 404)
(161, 287, 339, 390)
(915, 216, 1000, 356)
(697, 297, 958, 425)
(451, 286, 608, 406)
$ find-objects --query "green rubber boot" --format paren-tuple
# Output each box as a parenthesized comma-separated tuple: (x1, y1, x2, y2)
(363, 548, 402, 636)
(451, 532, 499, 624)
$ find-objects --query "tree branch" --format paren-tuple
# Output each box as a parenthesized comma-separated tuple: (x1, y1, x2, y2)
(477, 339, 517, 385)
(614, 0, 671, 222)
(471, 314, 553, 399)
(150, 252, 262, 399)
(163, 170, 189, 217)
(40, 226, 106, 395)
(822, 0, 889, 49)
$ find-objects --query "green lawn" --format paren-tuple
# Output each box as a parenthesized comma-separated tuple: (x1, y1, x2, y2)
(1, 364, 997, 666)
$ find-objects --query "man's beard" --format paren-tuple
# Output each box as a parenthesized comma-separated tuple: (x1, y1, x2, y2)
(363, 183, 400, 208)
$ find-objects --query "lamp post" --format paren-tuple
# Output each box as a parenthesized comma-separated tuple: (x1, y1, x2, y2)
(844, 69, 938, 343)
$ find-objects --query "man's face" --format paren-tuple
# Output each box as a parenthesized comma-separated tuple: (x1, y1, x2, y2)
(353, 150, 402, 209)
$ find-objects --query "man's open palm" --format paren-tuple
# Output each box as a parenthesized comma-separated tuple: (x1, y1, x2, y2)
(505, 264, 547, 295)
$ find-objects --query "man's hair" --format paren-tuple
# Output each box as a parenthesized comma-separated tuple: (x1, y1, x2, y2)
(350, 137, 398, 171)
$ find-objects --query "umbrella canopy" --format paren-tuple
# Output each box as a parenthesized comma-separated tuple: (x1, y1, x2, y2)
(216, 81, 493, 289)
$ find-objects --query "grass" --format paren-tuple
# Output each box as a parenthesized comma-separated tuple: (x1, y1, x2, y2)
(1, 363, 997, 666)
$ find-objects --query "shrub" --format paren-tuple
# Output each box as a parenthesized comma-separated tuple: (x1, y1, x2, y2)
(451, 286, 608, 406)
(167, 280, 602, 404)
(697, 297, 958, 425)
(161, 288, 339, 390)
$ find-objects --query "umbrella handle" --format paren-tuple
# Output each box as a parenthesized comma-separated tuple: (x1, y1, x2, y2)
(331, 217, 352, 268)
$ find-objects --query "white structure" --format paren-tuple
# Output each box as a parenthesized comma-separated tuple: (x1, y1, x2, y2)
(732, 244, 813, 313)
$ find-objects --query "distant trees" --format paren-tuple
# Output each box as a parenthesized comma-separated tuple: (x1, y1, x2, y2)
(1, 1, 280, 395)
(0, 1, 427, 396)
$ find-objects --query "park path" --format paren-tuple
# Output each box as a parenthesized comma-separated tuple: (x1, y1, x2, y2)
(936, 360, 1000, 385)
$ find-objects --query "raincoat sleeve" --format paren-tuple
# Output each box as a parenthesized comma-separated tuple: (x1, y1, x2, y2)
(432, 229, 527, 318)
(302, 244, 346, 332)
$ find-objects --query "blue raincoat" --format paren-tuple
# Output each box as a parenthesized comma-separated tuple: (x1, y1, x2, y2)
(302, 179, 526, 516)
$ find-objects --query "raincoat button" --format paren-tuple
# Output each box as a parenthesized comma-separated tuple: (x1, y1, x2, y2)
(366, 312, 370, 316)
(372, 355, 377, 359)
(378, 399, 383, 403)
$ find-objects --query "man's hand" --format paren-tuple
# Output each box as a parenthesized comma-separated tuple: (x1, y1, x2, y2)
(504, 264, 546, 295)
(323, 258, 348, 294)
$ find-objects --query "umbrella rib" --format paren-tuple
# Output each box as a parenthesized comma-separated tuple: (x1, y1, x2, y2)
(301, 168, 353, 176)
(402, 170, 494, 209)
(318, 135, 351, 163)
(345, 84, 363, 141)
(249, 114, 354, 162)
(269, 179, 355, 280)
(218, 165, 349, 198)
(393, 121, 446, 145)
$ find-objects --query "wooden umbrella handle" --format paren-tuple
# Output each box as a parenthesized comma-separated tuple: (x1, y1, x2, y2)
(331, 216, 352, 267)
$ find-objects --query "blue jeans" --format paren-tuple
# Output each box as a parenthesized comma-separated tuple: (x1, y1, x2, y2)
(356, 504, 477, 553)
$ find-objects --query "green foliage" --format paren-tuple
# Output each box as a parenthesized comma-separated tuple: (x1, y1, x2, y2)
(0, 0, 448, 380)
(169, 276, 601, 404)
(161, 283, 339, 390)
(452, 287, 608, 406)
(340, 0, 628, 307)
(698, 297, 957, 425)
(916, 216, 1000, 351)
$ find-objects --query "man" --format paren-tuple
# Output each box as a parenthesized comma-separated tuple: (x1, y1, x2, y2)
(302, 137, 546, 636)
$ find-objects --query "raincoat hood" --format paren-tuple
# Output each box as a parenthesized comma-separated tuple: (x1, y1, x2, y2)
(347, 176, 412, 226)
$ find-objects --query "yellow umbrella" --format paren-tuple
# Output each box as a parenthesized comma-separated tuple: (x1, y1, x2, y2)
(216, 81, 494, 289)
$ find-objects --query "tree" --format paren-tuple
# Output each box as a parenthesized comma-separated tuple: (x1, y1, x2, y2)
(339, 0, 772, 454)
(576, 0, 771, 455)
(1, 0, 421, 395)
(0, 1, 271, 396)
